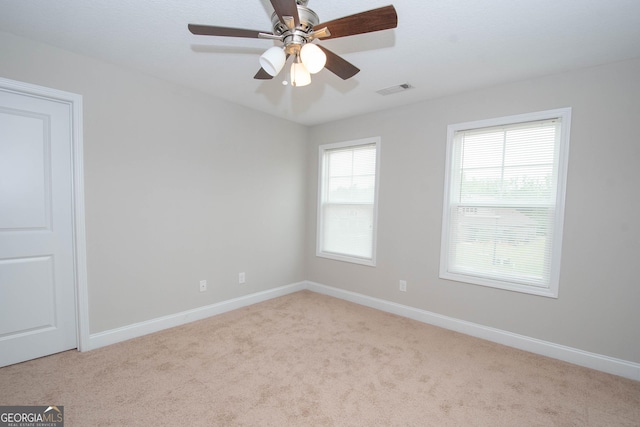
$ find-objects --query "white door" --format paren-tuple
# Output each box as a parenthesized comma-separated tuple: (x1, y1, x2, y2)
(0, 84, 78, 366)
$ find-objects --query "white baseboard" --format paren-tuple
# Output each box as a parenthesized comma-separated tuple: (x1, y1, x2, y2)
(85, 279, 639, 381)
(86, 282, 306, 351)
(305, 281, 640, 382)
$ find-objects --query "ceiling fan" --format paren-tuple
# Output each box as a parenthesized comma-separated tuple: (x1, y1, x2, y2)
(188, 0, 398, 86)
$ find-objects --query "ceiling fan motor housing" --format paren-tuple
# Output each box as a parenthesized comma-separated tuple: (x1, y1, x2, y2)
(271, 5, 320, 55)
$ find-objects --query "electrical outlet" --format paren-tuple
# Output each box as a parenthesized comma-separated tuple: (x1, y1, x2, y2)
(399, 280, 407, 292)
(239, 272, 246, 284)
(199, 280, 207, 292)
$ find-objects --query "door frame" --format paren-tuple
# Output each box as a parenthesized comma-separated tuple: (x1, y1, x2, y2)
(0, 76, 89, 352)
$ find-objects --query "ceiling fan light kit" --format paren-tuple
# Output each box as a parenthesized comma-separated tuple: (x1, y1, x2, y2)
(260, 46, 287, 76)
(188, 0, 398, 87)
(290, 59, 312, 87)
(300, 43, 326, 74)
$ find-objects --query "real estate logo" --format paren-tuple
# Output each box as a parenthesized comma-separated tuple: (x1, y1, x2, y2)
(0, 406, 64, 427)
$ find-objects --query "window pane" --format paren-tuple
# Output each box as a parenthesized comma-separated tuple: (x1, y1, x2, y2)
(328, 149, 353, 177)
(461, 131, 504, 169)
(352, 146, 376, 175)
(448, 206, 552, 286)
(502, 165, 554, 201)
(504, 127, 555, 167)
(322, 204, 374, 259)
(460, 168, 503, 202)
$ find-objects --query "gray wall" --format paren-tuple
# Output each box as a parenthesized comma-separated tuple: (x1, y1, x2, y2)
(2, 30, 639, 364)
(306, 58, 640, 363)
(0, 32, 308, 333)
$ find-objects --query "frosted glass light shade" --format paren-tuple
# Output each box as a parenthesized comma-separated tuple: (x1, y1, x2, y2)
(290, 62, 311, 87)
(259, 46, 286, 76)
(300, 43, 327, 74)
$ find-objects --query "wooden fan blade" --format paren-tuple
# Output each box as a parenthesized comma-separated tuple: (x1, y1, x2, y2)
(254, 68, 274, 80)
(188, 24, 265, 38)
(270, 0, 300, 27)
(315, 5, 397, 40)
(317, 45, 360, 80)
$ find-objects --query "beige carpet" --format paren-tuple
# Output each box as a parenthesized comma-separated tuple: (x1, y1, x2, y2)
(1, 290, 638, 426)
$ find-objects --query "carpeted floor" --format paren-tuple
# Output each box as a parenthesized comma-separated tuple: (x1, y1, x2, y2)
(1, 290, 638, 426)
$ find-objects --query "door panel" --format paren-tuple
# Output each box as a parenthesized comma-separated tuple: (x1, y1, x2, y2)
(0, 87, 77, 367)
(0, 256, 55, 336)
(0, 110, 50, 230)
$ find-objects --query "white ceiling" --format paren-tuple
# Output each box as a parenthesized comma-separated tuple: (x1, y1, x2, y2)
(2, 0, 640, 126)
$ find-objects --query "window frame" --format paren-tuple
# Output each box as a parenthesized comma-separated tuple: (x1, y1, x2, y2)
(439, 108, 572, 298)
(316, 137, 381, 266)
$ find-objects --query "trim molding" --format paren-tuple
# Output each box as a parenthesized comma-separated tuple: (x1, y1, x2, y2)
(85, 279, 639, 381)
(305, 281, 640, 381)
(86, 282, 306, 351)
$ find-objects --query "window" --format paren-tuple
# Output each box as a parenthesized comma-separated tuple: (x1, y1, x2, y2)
(440, 109, 571, 297)
(317, 137, 381, 266)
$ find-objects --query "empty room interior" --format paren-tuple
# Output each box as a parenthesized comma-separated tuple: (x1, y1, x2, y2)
(1, 0, 639, 425)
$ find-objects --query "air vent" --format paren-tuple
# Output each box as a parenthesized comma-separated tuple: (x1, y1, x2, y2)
(376, 83, 414, 96)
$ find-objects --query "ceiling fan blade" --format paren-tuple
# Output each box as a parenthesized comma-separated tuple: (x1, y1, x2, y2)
(254, 68, 274, 80)
(188, 24, 265, 39)
(270, 0, 300, 28)
(317, 45, 360, 80)
(315, 5, 398, 40)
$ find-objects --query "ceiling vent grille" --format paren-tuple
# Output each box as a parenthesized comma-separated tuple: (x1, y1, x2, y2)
(376, 83, 414, 96)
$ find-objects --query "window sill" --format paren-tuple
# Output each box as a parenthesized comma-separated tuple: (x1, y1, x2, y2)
(439, 271, 558, 298)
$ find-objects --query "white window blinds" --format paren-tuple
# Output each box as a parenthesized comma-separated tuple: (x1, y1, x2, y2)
(317, 138, 380, 266)
(441, 109, 571, 297)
